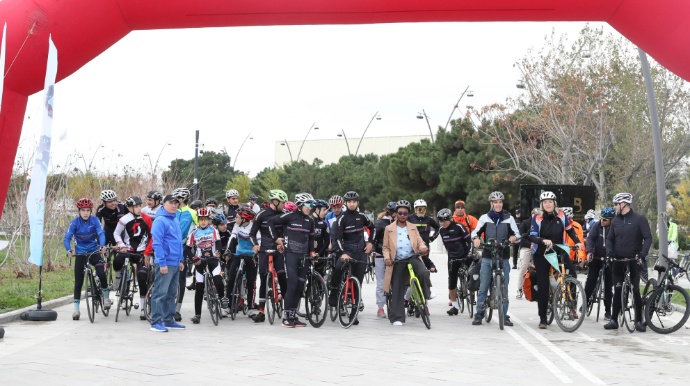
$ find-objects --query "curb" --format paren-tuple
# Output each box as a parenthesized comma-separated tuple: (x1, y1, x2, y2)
(0, 293, 77, 325)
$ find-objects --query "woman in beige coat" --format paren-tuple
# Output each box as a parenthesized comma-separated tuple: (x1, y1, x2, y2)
(382, 200, 431, 325)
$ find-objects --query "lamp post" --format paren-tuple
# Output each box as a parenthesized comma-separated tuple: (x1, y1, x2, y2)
(444, 86, 473, 130)
(233, 134, 253, 169)
(337, 130, 351, 156)
(297, 122, 319, 162)
(280, 140, 293, 162)
(416, 110, 435, 143)
(194, 130, 200, 201)
(354, 111, 381, 156)
(145, 141, 172, 175)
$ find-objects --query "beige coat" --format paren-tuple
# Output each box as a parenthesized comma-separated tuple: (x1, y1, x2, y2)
(382, 221, 427, 293)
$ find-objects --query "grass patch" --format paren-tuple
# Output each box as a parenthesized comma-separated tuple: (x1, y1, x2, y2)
(0, 265, 74, 312)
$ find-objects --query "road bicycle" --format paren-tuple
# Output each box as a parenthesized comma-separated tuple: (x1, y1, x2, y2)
(480, 239, 510, 330)
(643, 254, 690, 334)
(72, 251, 109, 323)
(586, 256, 607, 322)
(330, 254, 365, 328)
(547, 245, 586, 333)
(610, 258, 641, 333)
(198, 257, 223, 326)
(393, 253, 430, 329)
(143, 255, 155, 322)
(115, 251, 141, 322)
(298, 255, 330, 328)
(364, 255, 376, 283)
(260, 250, 284, 325)
(228, 254, 254, 320)
(451, 256, 476, 317)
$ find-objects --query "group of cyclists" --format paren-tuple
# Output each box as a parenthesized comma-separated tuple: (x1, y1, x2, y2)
(64, 184, 654, 332)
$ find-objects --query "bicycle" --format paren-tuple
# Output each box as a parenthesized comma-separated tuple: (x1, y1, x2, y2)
(260, 250, 284, 325)
(364, 255, 376, 283)
(393, 253, 430, 329)
(298, 255, 330, 328)
(330, 254, 365, 328)
(480, 239, 510, 330)
(450, 256, 476, 317)
(196, 257, 223, 326)
(71, 251, 109, 323)
(610, 257, 640, 333)
(115, 251, 141, 322)
(228, 253, 253, 321)
(105, 248, 115, 290)
(586, 256, 607, 322)
(643, 254, 690, 334)
(547, 245, 586, 333)
(144, 255, 155, 322)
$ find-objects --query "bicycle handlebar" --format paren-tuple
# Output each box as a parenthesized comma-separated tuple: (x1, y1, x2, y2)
(392, 253, 424, 264)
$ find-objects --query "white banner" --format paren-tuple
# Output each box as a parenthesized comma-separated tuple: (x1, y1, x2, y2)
(0, 23, 7, 117)
(27, 35, 58, 266)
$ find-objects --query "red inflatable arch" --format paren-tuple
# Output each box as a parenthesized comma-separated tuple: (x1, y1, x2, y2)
(1, 0, 689, 213)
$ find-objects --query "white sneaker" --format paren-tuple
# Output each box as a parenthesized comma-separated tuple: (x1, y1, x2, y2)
(248, 309, 258, 317)
(429, 292, 437, 300)
(221, 308, 229, 317)
(103, 298, 113, 310)
(72, 310, 80, 320)
(393, 321, 403, 326)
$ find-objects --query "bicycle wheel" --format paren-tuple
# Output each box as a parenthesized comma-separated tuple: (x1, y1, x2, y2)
(266, 276, 276, 325)
(485, 284, 493, 323)
(456, 275, 466, 314)
(594, 278, 603, 322)
(497, 276, 505, 330)
(338, 277, 360, 328)
(645, 284, 690, 334)
(410, 278, 431, 329)
(305, 273, 328, 328)
(125, 267, 134, 316)
(467, 291, 475, 318)
(365, 265, 370, 283)
(205, 278, 220, 326)
(621, 280, 636, 333)
(115, 269, 128, 322)
(85, 270, 95, 323)
(230, 269, 242, 320)
(106, 255, 114, 290)
(552, 277, 586, 333)
(144, 285, 153, 322)
(241, 276, 248, 315)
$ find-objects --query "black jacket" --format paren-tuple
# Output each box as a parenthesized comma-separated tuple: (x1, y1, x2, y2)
(331, 209, 375, 254)
(249, 207, 283, 251)
(606, 209, 653, 258)
(439, 221, 472, 259)
(312, 215, 329, 256)
(268, 211, 315, 255)
(519, 217, 532, 249)
(585, 221, 608, 258)
(224, 204, 239, 233)
(409, 214, 440, 244)
(96, 202, 128, 234)
(373, 216, 394, 256)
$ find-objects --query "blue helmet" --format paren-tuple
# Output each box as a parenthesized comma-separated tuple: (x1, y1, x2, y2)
(600, 207, 616, 220)
(211, 212, 227, 226)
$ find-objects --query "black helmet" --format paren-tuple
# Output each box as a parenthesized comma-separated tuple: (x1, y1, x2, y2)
(205, 197, 218, 206)
(147, 190, 163, 201)
(396, 200, 411, 211)
(125, 196, 143, 207)
(248, 194, 258, 201)
(344, 191, 359, 201)
(437, 208, 453, 222)
(312, 199, 329, 209)
(189, 200, 203, 210)
(210, 212, 227, 226)
(386, 202, 396, 213)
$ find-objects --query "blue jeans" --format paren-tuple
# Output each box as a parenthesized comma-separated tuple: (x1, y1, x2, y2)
(475, 258, 510, 318)
(151, 264, 179, 325)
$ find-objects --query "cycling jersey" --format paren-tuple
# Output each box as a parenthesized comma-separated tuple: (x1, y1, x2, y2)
(96, 203, 128, 245)
(312, 216, 329, 255)
(64, 215, 106, 254)
(177, 205, 199, 242)
(113, 212, 154, 255)
(229, 221, 257, 256)
(439, 221, 471, 259)
(331, 208, 375, 254)
(268, 211, 315, 255)
(225, 204, 239, 232)
(141, 205, 161, 221)
(188, 226, 221, 261)
(409, 213, 440, 244)
(585, 220, 608, 257)
(249, 207, 283, 251)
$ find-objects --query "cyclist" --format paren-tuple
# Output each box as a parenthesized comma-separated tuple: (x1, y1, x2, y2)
(326, 195, 344, 232)
(584, 207, 615, 321)
(437, 208, 472, 316)
(604, 193, 652, 331)
(382, 200, 430, 326)
(211, 213, 231, 254)
(65, 198, 109, 320)
(225, 189, 240, 233)
(373, 202, 396, 318)
(96, 189, 128, 249)
(248, 194, 261, 213)
(249, 189, 289, 323)
(206, 197, 218, 210)
(528, 191, 584, 329)
(189, 208, 228, 323)
(113, 196, 154, 320)
(409, 199, 440, 273)
(562, 207, 586, 266)
(471, 191, 520, 327)
(226, 205, 259, 315)
(516, 208, 539, 299)
(142, 190, 163, 221)
(512, 209, 521, 269)
(174, 187, 197, 321)
(453, 200, 478, 233)
(269, 192, 317, 328)
(329, 191, 375, 325)
(583, 209, 597, 238)
(311, 199, 330, 276)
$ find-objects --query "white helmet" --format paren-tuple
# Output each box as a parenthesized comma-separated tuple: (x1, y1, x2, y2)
(561, 207, 574, 218)
(226, 189, 239, 198)
(294, 192, 315, 208)
(488, 191, 505, 202)
(100, 190, 117, 202)
(613, 192, 633, 204)
(539, 191, 557, 202)
(584, 209, 596, 220)
(414, 199, 427, 208)
(172, 188, 190, 202)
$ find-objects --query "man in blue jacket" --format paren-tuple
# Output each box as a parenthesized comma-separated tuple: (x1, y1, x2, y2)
(150, 194, 186, 332)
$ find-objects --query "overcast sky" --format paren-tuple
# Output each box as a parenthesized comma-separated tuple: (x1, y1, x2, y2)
(16, 21, 618, 177)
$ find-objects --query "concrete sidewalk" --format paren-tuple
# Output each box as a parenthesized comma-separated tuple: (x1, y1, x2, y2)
(1, 253, 689, 386)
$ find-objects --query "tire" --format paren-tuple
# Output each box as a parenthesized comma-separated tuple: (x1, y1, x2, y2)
(241, 276, 248, 315)
(230, 269, 242, 321)
(497, 276, 505, 330)
(410, 278, 430, 329)
(125, 267, 134, 316)
(467, 291, 475, 318)
(144, 285, 153, 322)
(305, 273, 328, 328)
(645, 284, 690, 334)
(266, 276, 276, 325)
(206, 277, 219, 326)
(594, 278, 603, 322)
(621, 281, 636, 333)
(106, 254, 114, 290)
(457, 275, 467, 314)
(115, 268, 128, 322)
(85, 270, 95, 323)
(338, 276, 360, 329)
(552, 277, 586, 333)
(485, 284, 493, 323)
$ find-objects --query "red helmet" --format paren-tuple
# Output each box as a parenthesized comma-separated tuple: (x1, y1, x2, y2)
(237, 206, 256, 221)
(197, 208, 211, 218)
(329, 195, 343, 207)
(77, 198, 94, 209)
(284, 201, 298, 212)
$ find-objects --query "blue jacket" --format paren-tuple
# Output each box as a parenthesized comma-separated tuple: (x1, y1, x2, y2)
(152, 208, 184, 267)
(64, 215, 106, 254)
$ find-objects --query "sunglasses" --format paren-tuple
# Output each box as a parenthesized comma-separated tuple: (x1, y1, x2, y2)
(397, 212, 409, 216)
(304, 203, 312, 208)
(416, 208, 426, 211)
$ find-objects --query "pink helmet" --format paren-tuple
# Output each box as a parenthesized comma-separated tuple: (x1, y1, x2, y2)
(284, 201, 298, 212)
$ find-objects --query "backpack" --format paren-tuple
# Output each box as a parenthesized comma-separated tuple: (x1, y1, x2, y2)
(523, 265, 539, 302)
(467, 260, 481, 292)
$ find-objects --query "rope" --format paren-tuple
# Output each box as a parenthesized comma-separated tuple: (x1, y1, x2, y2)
(3, 22, 36, 79)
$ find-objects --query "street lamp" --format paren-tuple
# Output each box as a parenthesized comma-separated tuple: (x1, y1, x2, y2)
(417, 110, 435, 143)
(281, 140, 293, 162)
(233, 134, 253, 169)
(146, 141, 172, 175)
(337, 130, 351, 156)
(444, 86, 473, 130)
(516, 81, 525, 89)
(355, 111, 381, 156)
(297, 122, 319, 162)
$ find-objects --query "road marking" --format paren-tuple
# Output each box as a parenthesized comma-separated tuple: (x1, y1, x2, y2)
(505, 328, 573, 384)
(630, 337, 654, 347)
(577, 332, 598, 342)
(511, 315, 607, 385)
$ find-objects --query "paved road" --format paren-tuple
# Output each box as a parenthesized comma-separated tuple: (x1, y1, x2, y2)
(1, 253, 689, 385)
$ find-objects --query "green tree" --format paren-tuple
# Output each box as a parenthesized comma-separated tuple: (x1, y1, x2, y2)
(250, 166, 285, 201)
(163, 151, 240, 202)
(226, 174, 251, 203)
